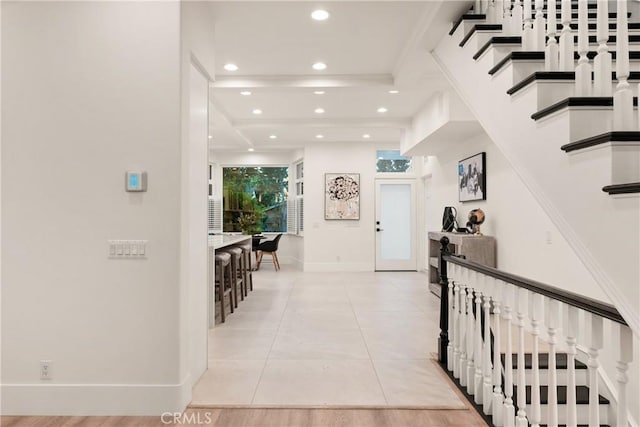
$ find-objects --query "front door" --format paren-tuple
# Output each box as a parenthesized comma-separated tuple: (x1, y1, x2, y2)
(375, 179, 417, 271)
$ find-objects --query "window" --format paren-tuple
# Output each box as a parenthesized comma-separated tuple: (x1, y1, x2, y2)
(294, 161, 304, 234)
(222, 166, 288, 233)
(376, 150, 412, 173)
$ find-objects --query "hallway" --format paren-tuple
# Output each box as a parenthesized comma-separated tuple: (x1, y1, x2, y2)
(192, 267, 467, 408)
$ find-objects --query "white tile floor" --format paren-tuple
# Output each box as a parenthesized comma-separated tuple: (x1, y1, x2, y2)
(192, 266, 466, 408)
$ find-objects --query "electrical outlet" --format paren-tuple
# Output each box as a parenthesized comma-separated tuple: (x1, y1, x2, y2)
(40, 360, 52, 380)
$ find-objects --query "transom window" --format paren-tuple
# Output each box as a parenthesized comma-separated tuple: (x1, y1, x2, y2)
(376, 150, 412, 173)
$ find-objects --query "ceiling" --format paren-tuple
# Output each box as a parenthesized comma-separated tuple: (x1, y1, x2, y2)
(209, 1, 456, 152)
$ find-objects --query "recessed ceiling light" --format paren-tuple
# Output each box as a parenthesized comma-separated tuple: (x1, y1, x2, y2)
(312, 62, 327, 71)
(316, 134, 324, 139)
(208, 135, 213, 139)
(388, 90, 399, 94)
(362, 134, 371, 139)
(269, 135, 277, 139)
(311, 9, 330, 21)
(314, 108, 325, 114)
(240, 91, 252, 96)
(252, 109, 262, 115)
(248, 148, 255, 152)
(224, 63, 238, 71)
(314, 90, 326, 95)
(377, 107, 388, 113)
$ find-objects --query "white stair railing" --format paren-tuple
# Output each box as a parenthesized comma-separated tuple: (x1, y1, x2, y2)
(523, 0, 534, 49)
(533, 0, 546, 49)
(546, 0, 560, 70)
(515, 288, 529, 427)
(576, 0, 593, 95)
(594, 0, 613, 95)
(474, 274, 485, 403)
(614, 0, 634, 130)
(513, 0, 524, 36)
(437, 237, 634, 427)
(559, 0, 574, 70)
(502, 284, 516, 427)
(565, 305, 579, 427)
(588, 314, 604, 427)
(493, 278, 505, 427)
(545, 298, 562, 427)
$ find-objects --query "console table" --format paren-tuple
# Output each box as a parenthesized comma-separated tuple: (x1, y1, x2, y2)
(427, 231, 496, 297)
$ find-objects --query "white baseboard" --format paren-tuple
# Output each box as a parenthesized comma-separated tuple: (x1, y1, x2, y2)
(303, 262, 374, 272)
(1, 376, 192, 416)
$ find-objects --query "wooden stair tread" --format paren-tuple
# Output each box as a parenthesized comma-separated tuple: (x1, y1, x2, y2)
(602, 182, 640, 194)
(531, 96, 639, 121)
(500, 352, 588, 369)
(459, 24, 503, 47)
(561, 131, 640, 152)
(474, 36, 523, 60)
(512, 385, 610, 405)
(450, 14, 485, 36)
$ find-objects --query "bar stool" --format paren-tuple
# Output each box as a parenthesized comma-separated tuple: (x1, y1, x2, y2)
(233, 241, 253, 296)
(214, 251, 233, 323)
(221, 246, 244, 307)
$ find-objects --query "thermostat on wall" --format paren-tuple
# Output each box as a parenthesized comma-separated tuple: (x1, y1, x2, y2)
(125, 171, 147, 192)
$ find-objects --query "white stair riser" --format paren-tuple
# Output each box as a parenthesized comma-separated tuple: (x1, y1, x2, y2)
(521, 81, 640, 111)
(526, 402, 609, 425)
(491, 59, 640, 86)
(463, 31, 505, 53)
(477, 45, 524, 70)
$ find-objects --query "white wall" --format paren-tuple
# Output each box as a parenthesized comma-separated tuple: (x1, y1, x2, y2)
(0, 1, 212, 415)
(179, 1, 216, 409)
(304, 143, 399, 272)
(422, 131, 609, 301)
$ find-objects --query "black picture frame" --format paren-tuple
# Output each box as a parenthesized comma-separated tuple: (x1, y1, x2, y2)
(458, 152, 486, 202)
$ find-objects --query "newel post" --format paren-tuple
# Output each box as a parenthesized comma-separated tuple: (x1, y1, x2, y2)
(438, 236, 451, 366)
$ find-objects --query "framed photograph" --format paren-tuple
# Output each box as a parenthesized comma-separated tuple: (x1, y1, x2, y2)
(325, 173, 360, 220)
(458, 152, 486, 202)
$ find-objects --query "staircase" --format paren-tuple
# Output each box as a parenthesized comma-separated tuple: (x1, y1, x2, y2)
(431, 0, 640, 343)
(435, 239, 633, 427)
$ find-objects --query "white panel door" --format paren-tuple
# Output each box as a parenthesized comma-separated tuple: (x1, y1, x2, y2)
(375, 179, 417, 271)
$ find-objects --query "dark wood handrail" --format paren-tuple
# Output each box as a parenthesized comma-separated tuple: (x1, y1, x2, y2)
(442, 253, 627, 325)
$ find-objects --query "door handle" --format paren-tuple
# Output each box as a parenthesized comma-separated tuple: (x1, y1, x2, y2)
(376, 228, 384, 232)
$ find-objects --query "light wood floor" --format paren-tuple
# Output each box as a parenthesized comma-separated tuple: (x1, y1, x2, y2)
(1, 407, 487, 426)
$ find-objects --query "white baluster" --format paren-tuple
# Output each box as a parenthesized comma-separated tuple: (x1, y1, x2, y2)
(504, 0, 514, 35)
(545, 0, 559, 70)
(496, 0, 505, 24)
(467, 275, 476, 395)
(493, 279, 505, 427)
(614, 0, 634, 130)
(453, 278, 461, 379)
(533, 0, 546, 50)
(565, 305, 579, 427)
(617, 324, 633, 427)
(482, 276, 494, 415)
(559, 0, 574, 70)
(502, 284, 516, 427)
(594, 0, 613, 95)
(487, 0, 497, 24)
(545, 298, 562, 427)
(474, 275, 484, 403)
(576, 0, 592, 95)
(512, 0, 524, 36)
(447, 264, 456, 372)
(522, 0, 533, 49)
(587, 314, 604, 427)
(459, 279, 468, 387)
(515, 288, 529, 427)
(529, 293, 545, 427)
(476, 0, 483, 14)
